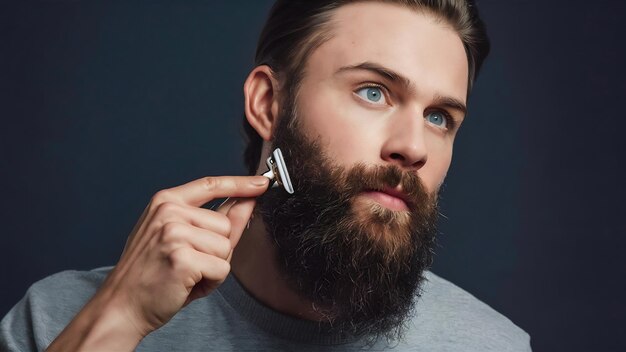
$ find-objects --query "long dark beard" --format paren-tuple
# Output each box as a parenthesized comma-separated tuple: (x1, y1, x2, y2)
(256, 101, 440, 343)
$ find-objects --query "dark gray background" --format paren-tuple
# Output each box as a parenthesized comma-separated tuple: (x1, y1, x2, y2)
(1, 1, 625, 351)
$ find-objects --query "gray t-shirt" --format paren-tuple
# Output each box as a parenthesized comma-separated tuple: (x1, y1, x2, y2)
(1, 267, 531, 351)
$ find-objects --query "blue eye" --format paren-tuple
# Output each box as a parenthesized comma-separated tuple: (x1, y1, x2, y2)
(355, 86, 385, 103)
(426, 111, 447, 128)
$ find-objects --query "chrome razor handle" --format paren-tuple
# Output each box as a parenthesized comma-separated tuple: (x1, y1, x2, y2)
(262, 148, 294, 194)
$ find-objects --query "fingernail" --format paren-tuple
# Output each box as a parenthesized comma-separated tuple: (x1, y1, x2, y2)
(251, 177, 269, 186)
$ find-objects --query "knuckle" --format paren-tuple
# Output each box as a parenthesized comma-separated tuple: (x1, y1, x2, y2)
(152, 203, 180, 229)
(215, 259, 231, 278)
(215, 236, 232, 258)
(160, 222, 183, 243)
(201, 177, 219, 192)
(213, 212, 232, 235)
(168, 248, 191, 271)
(149, 190, 175, 213)
(158, 241, 177, 258)
(152, 189, 173, 204)
(156, 201, 179, 217)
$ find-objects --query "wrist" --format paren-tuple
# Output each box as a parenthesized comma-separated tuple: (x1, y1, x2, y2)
(47, 290, 145, 352)
(82, 294, 146, 351)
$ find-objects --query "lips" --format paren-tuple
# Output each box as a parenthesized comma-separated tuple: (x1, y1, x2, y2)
(361, 187, 410, 211)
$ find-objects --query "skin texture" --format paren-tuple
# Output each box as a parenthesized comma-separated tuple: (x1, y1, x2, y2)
(46, 3, 469, 351)
(294, 4, 468, 194)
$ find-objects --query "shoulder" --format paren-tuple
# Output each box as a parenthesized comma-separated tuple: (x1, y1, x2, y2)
(26, 266, 113, 320)
(25, 266, 112, 314)
(29, 266, 112, 295)
(403, 271, 532, 351)
(0, 267, 113, 351)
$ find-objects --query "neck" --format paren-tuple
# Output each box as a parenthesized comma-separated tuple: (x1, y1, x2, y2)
(230, 211, 325, 321)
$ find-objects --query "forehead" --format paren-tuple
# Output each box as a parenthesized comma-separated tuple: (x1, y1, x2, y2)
(306, 2, 469, 101)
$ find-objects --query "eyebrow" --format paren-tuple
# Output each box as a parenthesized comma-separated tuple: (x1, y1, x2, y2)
(432, 94, 467, 116)
(335, 61, 467, 116)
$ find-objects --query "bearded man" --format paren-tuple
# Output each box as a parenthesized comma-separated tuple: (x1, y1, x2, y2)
(1, 0, 531, 351)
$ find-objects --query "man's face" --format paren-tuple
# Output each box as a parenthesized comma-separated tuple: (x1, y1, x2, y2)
(257, 2, 469, 342)
(294, 2, 468, 195)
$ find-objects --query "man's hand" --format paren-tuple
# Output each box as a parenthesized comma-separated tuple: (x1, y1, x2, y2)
(46, 175, 269, 352)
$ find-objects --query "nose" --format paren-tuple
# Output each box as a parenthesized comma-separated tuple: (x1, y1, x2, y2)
(380, 110, 428, 169)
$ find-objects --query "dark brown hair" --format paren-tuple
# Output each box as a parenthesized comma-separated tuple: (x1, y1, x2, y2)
(242, 0, 491, 175)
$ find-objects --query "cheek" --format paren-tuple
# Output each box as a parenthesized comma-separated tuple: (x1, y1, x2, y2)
(298, 86, 385, 164)
(420, 133, 453, 192)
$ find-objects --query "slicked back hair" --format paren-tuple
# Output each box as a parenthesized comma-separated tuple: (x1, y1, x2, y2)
(242, 0, 490, 175)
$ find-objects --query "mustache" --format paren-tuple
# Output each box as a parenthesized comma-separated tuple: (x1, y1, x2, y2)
(340, 163, 429, 211)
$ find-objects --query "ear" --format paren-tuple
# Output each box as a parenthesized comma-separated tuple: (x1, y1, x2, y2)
(243, 65, 280, 141)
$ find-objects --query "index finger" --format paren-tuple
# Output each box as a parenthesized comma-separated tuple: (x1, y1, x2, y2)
(165, 176, 269, 207)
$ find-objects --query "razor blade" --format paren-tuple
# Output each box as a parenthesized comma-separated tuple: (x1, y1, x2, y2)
(212, 148, 294, 212)
(262, 148, 294, 194)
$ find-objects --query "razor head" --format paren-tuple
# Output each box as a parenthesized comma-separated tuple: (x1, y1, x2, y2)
(262, 148, 294, 194)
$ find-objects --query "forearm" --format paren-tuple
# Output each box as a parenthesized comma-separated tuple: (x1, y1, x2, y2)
(46, 292, 144, 352)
